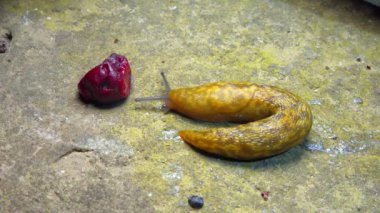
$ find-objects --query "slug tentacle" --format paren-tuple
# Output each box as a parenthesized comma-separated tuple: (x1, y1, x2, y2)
(135, 96, 168, 102)
(160, 71, 171, 92)
(135, 72, 171, 112)
(136, 73, 312, 160)
(135, 72, 170, 102)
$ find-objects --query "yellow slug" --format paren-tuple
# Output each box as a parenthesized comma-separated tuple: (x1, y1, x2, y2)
(136, 72, 312, 160)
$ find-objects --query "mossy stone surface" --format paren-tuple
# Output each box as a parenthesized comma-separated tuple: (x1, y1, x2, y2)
(0, 0, 379, 212)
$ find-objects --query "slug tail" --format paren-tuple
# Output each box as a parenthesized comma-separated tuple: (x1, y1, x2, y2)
(178, 125, 275, 160)
(179, 130, 234, 158)
(179, 108, 312, 161)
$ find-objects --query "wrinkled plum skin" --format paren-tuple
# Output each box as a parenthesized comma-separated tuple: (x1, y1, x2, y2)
(78, 53, 131, 104)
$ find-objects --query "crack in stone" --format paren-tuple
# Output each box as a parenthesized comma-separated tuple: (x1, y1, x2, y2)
(53, 147, 93, 163)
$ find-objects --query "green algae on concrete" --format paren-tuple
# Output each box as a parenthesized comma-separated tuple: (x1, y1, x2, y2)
(0, 0, 379, 212)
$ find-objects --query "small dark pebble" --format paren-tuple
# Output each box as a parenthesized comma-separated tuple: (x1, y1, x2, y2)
(366, 65, 371, 70)
(188, 195, 204, 209)
(261, 191, 270, 201)
(0, 41, 7, 53)
(5, 32, 12, 41)
(0, 30, 12, 53)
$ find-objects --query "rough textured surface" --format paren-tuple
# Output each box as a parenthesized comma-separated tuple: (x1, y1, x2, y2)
(0, 0, 379, 212)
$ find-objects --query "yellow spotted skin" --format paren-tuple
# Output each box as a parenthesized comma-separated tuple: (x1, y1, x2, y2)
(166, 82, 313, 160)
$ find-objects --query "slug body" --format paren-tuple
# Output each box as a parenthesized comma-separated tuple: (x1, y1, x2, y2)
(137, 74, 312, 160)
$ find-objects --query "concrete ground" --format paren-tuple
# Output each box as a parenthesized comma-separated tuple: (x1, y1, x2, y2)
(0, 0, 379, 212)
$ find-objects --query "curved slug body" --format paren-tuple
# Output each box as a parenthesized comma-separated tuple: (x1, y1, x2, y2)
(166, 82, 312, 160)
